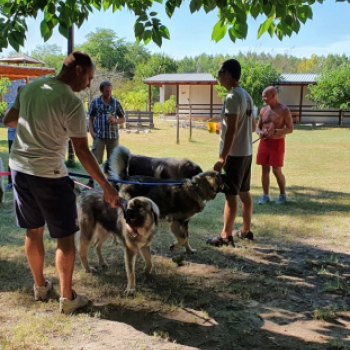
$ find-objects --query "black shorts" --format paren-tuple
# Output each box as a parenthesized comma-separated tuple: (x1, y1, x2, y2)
(223, 155, 252, 195)
(11, 170, 79, 238)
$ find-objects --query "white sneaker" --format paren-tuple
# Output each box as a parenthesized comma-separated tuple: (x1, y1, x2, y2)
(258, 195, 271, 205)
(276, 194, 287, 205)
(34, 280, 53, 301)
(60, 290, 89, 314)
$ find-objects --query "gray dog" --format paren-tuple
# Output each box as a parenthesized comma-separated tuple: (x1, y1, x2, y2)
(108, 150, 225, 253)
(105, 146, 203, 180)
(78, 193, 159, 294)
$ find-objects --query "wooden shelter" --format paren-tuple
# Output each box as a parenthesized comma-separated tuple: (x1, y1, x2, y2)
(0, 53, 55, 84)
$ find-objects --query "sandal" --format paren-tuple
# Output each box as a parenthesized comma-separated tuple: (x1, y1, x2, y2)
(235, 230, 254, 240)
(206, 235, 235, 247)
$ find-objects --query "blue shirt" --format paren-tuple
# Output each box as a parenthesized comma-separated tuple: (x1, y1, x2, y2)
(89, 96, 124, 140)
(6, 101, 16, 141)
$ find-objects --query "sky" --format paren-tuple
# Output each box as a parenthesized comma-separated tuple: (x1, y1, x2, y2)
(1, 1, 350, 59)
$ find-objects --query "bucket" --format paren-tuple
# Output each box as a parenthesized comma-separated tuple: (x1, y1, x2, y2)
(207, 122, 217, 133)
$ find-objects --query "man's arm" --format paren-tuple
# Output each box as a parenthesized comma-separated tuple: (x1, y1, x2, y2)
(3, 107, 19, 129)
(255, 108, 266, 138)
(214, 114, 239, 172)
(70, 136, 119, 206)
(88, 115, 97, 138)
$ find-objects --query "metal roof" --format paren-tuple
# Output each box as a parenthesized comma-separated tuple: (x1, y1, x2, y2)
(280, 73, 318, 84)
(144, 73, 216, 84)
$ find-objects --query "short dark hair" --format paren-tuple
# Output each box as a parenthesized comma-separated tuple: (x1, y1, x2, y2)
(61, 51, 94, 72)
(221, 59, 241, 80)
(100, 80, 112, 92)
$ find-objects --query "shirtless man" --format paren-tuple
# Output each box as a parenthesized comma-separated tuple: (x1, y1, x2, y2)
(256, 86, 293, 205)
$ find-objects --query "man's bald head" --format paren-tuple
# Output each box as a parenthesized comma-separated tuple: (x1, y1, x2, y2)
(263, 86, 277, 97)
(262, 86, 278, 107)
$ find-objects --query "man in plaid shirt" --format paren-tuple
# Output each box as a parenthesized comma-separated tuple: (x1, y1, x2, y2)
(87, 80, 125, 188)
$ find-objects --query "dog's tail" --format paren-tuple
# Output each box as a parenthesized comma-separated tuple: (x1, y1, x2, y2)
(0, 157, 4, 203)
(109, 146, 131, 180)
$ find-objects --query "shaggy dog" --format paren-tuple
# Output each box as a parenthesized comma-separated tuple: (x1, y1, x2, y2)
(108, 151, 225, 253)
(104, 146, 203, 180)
(78, 193, 159, 294)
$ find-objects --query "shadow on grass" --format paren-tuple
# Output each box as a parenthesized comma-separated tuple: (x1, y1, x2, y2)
(73, 229, 350, 350)
(251, 185, 350, 215)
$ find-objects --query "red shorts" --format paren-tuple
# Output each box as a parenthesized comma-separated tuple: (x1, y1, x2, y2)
(256, 138, 285, 167)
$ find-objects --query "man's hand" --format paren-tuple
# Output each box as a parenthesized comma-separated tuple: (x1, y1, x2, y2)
(259, 129, 268, 139)
(214, 158, 225, 173)
(107, 115, 116, 124)
(101, 182, 120, 208)
(90, 130, 97, 139)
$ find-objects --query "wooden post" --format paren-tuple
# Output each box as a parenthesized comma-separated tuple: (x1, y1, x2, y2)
(148, 84, 152, 112)
(339, 110, 343, 126)
(298, 85, 304, 122)
(67, 25, 75, 163)
(210, 84, 213, 119)
(188, 98, 192, 140)
(176, 105, 180, 144)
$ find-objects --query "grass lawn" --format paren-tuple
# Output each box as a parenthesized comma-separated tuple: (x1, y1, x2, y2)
(0, 118, 350, 350)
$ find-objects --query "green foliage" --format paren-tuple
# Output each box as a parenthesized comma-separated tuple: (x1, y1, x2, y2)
(214, 59, 281, 108)
(163, 95, 177, 114)
(119, 85, 148, 111)
(0, 77, 11, 116)
(31, 44, 65, 73)
(151, 96, 176, 114)
(307, 65, 350, 111)
(0, 0, 341, 52)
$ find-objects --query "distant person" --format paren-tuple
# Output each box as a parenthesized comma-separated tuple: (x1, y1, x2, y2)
(86, 81, 125, 188)
(4, 52, 119, 314)
(256, 86, 294, 205)
(206, 59, 255, 247)
(5, 85, 25, 191)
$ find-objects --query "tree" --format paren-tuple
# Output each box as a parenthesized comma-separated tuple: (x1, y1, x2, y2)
(0, 0, 342, 53)
(215, 59, 281, 109)
(0, 77, 11, 117)
(307, 65, 350, 125)
(31, 44, 65, 73)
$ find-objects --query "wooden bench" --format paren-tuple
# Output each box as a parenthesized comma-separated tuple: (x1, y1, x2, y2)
(125, 111, 154, 129)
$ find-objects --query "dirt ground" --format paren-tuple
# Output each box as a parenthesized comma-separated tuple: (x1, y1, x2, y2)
(49, 237, 350, 350)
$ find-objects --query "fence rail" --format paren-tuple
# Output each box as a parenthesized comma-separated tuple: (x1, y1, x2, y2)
(288, 105, 350, 125)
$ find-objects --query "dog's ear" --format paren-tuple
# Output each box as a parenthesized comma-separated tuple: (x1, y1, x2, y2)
(149, 200, 160, 226)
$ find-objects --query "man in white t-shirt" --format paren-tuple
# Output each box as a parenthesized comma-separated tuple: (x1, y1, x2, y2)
(4, 52, 119, 314)
(206, 59, 256, 248)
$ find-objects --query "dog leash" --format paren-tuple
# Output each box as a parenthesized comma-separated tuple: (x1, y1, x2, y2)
(73, 180, 125, 212)
(69, 172, 183, 186)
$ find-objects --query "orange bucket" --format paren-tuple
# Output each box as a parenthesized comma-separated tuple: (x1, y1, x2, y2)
(207, 122, 217, 133)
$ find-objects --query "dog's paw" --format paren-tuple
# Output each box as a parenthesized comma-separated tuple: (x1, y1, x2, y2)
(124, 287, 136, 296)
(186, 248, 197, 255)
(90, 265, 107, 274)
(143, 273, 154, 283)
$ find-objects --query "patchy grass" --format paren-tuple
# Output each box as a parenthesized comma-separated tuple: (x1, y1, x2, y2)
(1, 120, 350, 349)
